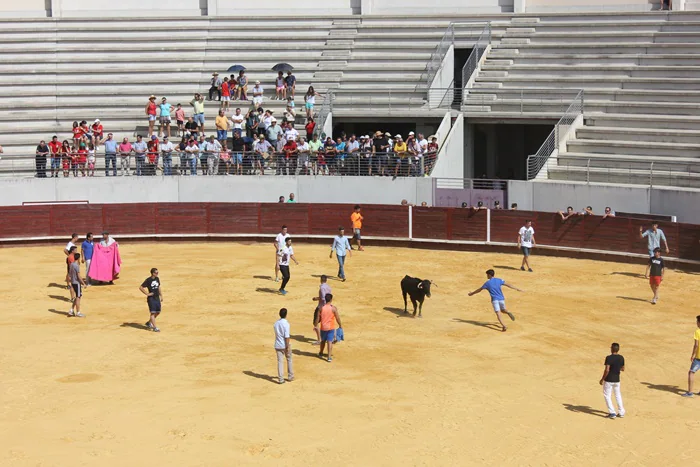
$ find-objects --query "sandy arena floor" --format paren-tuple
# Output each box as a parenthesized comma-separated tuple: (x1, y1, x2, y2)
(1, 241, 700, 466)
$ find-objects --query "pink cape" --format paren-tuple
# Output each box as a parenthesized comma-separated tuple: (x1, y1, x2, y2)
(89, 243, 122, 282)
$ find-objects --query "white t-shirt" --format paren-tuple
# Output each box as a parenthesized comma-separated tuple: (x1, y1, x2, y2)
(519, 226, 535, 248)
(230, 114, 244, 129)
(263, 116, 272, 130)
(65, 241, 76, 253)
(278, 246, 294, 266)
(297, 142, 309, 153)
(285, 128, 299, 141)
(159, 142, 174, 152)
(253, 85, 263, 96)
(273, 318, 290, 349)
(419, 138, 428, 152)
(275, 232, 290, 250)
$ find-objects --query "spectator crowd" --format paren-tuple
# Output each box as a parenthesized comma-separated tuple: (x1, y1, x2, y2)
(33, 70, 439, 178)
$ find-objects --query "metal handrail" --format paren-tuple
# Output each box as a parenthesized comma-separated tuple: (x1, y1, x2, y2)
(461, 22, 491, 97)
(526, 89, 584, 180)
(421, 23, 455, 88)
(316, 90, 334, 139)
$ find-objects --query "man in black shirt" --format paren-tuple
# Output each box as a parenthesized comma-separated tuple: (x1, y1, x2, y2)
(371, 131, 389, 177)
(645, 247, 665, 305)
(600, 342, 626, 419)
(139, 268, 164, 332)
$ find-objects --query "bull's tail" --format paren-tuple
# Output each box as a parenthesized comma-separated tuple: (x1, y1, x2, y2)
(401, 285, 408, 313)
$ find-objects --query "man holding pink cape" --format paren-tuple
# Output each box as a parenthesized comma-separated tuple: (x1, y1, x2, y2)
(88, 232, 121, 284)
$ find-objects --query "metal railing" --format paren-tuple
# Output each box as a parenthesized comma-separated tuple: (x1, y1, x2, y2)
(550, 156, 700, 189)
(526, 89, 584, 180)
(8, 151, 439, 178)
(316, 90, 334, 139)
(461, 22, 491, 93)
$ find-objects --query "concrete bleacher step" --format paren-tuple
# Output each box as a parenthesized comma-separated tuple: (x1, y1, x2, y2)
(493, 53, 700, 67)
(481, 64, 700, 79)
(585, 113, 700, 131)
(576, 126, 700, 145)
(470, 87, 700, 104)
(474, 75, 700, 90)
(566, 139, 700, 158)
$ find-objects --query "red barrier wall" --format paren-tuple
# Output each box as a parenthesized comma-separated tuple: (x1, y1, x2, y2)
(1, 203, 697, 262)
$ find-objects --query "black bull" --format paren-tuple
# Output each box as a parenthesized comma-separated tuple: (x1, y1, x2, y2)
(401, 275, 435, 318)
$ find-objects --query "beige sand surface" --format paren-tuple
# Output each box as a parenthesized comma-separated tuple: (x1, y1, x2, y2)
(2, 242, 700, 466)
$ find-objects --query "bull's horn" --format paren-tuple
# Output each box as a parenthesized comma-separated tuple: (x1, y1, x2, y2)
(417, 283, 423, 289)
(431, 281, 438, 288)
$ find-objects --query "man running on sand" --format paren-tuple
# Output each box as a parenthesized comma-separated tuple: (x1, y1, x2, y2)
(317, 293, 342, 362)
(645, 247, 665, 305)
(311, 275, 332, 344)
(274, 225, 290, 282)
(468, 269, 523, 332)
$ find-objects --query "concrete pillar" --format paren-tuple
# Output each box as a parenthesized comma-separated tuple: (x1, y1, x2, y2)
(51, 0, 62, 17)
(207, 0, 217, 15)
(485, 125, 497, 178)
(463, 122, 474, 179)
(514, 0, 526, 13)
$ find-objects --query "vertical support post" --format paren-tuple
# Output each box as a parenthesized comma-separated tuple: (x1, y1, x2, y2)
(408, 205, 413, 240)
(486, 208, 491, 243)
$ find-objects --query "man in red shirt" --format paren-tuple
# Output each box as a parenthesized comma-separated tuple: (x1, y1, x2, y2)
(91, 119, 104, 148)
(48, 135, 62, 178)
(280, 139, 298, 175)
(305, 117, 315, 140)
(147, 135, 159, 176)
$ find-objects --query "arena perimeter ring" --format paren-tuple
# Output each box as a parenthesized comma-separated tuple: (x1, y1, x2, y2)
(2, 203, 700, 466)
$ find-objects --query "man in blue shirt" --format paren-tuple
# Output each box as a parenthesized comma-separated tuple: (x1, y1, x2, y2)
(640, 222, 670, 257)
(330, 226, 352, 282)
(103, 133, 118, 177)
(468, 269, 523, 332)
(80, 232, 94, 286)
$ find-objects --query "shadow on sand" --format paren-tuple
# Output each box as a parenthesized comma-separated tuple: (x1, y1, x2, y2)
(562, 404, 609, 418)
(242, 370, 279, 384)
(256, 287, 280, 294)
(120, 322, 150, 331)
(492, 265, 522, 271)
(640, 381, 685, 396)
(383, 306, 415, 318)
(49, 294, 73, 303)
(48, 308, 71, 317)
(452, 318, 502, 331)
(610, 272, 645, 279)
(253, 275, 273, 281)
(616, 296, 650, 303)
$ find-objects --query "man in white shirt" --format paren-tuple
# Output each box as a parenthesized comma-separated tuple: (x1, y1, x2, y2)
(418, 133, 428, 154)
(273, 307, 294, 384)
(65, 233, 79, 256)
(517, 219, 536, 272)
(202, 136, 222, 176)
(262, 110, 273, 131)
(297, 137, 310, 175)
(184, 139, 199, 175)
(252, 81, 264, 107)
(230, 107, 245, 137)
(278, 237, 298, 295)
(284, 126, 299, 142)
(159, 136, 175, 176)
(273, 225, 290, 282)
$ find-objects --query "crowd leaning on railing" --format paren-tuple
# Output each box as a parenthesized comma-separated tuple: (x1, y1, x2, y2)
(33, 69, 439, 178)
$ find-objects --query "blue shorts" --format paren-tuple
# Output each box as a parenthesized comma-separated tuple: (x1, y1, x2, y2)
(51, 158, 61, 169)
(691, 359, 700, 373)
(305, 102, 313, 110)
(217, 130, 227, 141)
(232, 152, 243, 163)
(521, 246, 531, 257)
(320, 329, 335, 342)
(147, 297, 161, 313)
(194, 113, 205, 126)
(353, 228, 361, 240)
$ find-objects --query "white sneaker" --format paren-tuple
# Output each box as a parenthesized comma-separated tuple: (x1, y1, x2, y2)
(75, 312, 85, 318)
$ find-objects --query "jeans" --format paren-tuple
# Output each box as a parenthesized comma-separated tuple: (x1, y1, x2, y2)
(337, 254, 346, 279)
(189, 157, 197, 175)
(120, 155, 131, 175)
(209, 86, 221, 101)
(163, 154, 172, 175)
(105, 153, 117, 176)
(179, 154, 188, 174)
(275, 349, 294, 383)
(135, 154, 145, 176)
(603, 381, 625, 416)
(280, 265, 290, 290)
(35, 157, 47, 178)
(207, 155, 219, 175)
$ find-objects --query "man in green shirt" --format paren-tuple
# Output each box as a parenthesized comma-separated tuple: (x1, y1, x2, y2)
(287, 193, 296, 203)
(309, 134, 323, 176)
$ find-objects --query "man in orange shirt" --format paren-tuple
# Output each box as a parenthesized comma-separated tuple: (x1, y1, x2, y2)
(350, 204, 364, 251)
(316, 293, 343, 362)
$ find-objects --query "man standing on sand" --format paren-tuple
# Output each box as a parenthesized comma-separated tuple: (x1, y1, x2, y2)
(330, 227, 352, 282)
(518, 220, 535, 272)
(80, 232, 94, 286)
(66, 246, 78, 313)
(350, 204, 364, 251)
(640, 222, 670, 258)
(467, 269, 523, 332)
(278, 237, 298, 296)
(312, 275, 332, 345)
(274, 225, 290, 282)
(600, 343, 626, 419)
(645, 247, 665, 304)
(139, 268, 164, 332)
(65, 233, 78, 256)
(682, 315, 700, 397)
(317, 294, 343, 362)
(68, 253, 87, 318)
(274, 308, 294, 384)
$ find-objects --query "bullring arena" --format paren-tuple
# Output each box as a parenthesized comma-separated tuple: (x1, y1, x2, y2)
(2, 203, 700, 466)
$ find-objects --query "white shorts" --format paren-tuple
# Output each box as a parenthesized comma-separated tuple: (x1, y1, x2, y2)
(160, 116, 171, 123)
(148, 115, 156, 121)
(492, 300, 506, 312)
(253, 96, 263, 106)
(222, 96, 230, 102)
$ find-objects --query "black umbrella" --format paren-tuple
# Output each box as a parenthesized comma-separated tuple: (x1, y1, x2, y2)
(227, 64, 246, 73)
(271, 63, 294, 72)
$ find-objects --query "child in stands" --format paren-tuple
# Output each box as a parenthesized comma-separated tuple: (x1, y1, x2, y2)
(87, 143, 96, 176)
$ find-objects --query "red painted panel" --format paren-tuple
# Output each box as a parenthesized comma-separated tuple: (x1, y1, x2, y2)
(535, 212, 583, 248)
(412, 207, 448, 240)
(49, 204, 104, 236)
(208, 203, 260, 234)
(102, 203, 156, 235)
(451, 208, 487, 241)
(308, 204, 355, 235)
(677, 223, 700, 262)
(356, 205, 408, 238)
(260, 203, 310, 235)
(581, 216, 634, 253)
(0, 205, 51, 238)
(156, 203, 208, 234)
(489, 210, 533, 243)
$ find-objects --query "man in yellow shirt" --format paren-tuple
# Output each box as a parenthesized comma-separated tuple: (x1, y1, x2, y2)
(350, 204, 364, 251)
(215, 110, 229, 146)
(683, 315, 700, 397)
(393, 135, 407, 180)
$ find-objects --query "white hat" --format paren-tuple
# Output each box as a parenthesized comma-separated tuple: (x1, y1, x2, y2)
(408, 131, 415, 136)
(395, 134, 402, 139)
(385, 132, 392, 137)
(256, 80, 260, 84)
(94, 118, 100, 123)
(270, 117, 277, 122)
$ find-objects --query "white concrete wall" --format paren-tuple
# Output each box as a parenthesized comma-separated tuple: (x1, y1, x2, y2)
(0, 0, 46, 17)
(53, 0, 201, 16)
(431, 114, 464, 179)
(367, 0, 511, 13)
(526, 0, 653, 11)
(213, 0, 352, 14)
(0, 176, 433, 206)
(428, 45, 454, 110)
